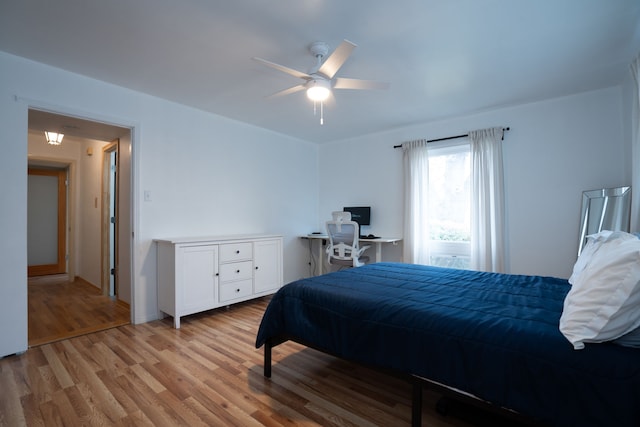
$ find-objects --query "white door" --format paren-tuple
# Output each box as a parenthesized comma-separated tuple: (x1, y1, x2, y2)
(253, 239, 282, 294)
(27, 167, 67, 276)
(181, 245, 218, 313)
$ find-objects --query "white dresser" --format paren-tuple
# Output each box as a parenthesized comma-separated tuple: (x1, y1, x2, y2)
(155, 234, 283, 328)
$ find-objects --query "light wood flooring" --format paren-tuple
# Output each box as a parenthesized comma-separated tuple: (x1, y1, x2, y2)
(3, 297, 524, 427)
(28, 275, 130, 347)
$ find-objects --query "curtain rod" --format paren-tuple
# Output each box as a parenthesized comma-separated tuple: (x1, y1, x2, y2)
(393, 127, 510, 148)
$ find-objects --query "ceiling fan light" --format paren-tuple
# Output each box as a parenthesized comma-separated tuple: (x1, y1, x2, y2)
(306, 80, 331, 102)
(44, 131, 64, 145)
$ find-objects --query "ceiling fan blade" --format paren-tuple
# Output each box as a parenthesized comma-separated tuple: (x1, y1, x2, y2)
(318, 39, 356, 79)
(252, 57, 312, 80)
(334, 77, 390, 91)
(266, 84, 307, 98)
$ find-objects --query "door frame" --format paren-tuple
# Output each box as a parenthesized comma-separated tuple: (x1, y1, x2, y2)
(24, 102, 136, 326)
(101, 139, 119, 297)
(27, 167, 67, 276)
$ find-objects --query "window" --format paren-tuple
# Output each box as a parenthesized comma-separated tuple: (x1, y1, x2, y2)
(427, 141, 470, 268)
(403, 128, 505, 270)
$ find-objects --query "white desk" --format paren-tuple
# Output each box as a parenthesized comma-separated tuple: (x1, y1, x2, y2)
(302, 234, 402, 275)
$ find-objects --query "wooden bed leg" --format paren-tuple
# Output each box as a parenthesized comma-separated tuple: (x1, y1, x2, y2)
(264, 340, 272, 378)
(412, 378, 422, 427)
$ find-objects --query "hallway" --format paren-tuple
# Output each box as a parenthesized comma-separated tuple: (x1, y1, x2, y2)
(28, 275, 130, 347)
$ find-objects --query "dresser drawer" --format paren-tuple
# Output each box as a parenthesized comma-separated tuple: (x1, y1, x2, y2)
(219, 279, 253, 302)
(219, 260, 253, 282)
(219, 242, 253, 263)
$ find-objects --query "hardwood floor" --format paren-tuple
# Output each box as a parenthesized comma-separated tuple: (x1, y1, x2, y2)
(3, 297, 522, 426)
(28, 275, 130, 347)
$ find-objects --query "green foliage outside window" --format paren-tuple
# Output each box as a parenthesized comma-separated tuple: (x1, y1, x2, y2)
(430, 222, 470, 242)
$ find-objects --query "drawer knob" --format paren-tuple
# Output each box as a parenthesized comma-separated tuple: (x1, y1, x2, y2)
(236, 250, 240, 254)
(236, 269, 240, 273)
(215, 273, 219, 276)
(255, 266, 259, 270)
(236, 288, 240, 293)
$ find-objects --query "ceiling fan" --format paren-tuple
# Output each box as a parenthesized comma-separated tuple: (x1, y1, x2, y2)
(252, 39, 389, 124)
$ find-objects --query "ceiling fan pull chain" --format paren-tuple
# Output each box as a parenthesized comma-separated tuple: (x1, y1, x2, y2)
(320, 102, 324, 125)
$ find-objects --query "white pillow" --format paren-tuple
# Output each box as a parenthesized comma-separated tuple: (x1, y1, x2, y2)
(560, 234, 640, 350)
(568, 230, 614, 285)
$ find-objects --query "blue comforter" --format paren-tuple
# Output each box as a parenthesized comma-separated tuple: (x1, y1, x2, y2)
(256, 263, 640, 426)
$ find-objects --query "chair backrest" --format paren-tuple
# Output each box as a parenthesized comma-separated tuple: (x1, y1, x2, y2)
(331, 211, 352, 221)
(325, 211, 368, 267)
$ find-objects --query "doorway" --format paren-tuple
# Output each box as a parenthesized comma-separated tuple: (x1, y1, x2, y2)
(27, 167, 67, 277)
(27, 109, 133, 346)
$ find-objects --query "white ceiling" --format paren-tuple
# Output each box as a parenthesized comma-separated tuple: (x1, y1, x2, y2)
(2, 0, 639, 144)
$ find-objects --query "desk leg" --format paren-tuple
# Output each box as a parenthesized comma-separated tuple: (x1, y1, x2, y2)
(317, 239, 323, 275)
(374, 242, 382, 263)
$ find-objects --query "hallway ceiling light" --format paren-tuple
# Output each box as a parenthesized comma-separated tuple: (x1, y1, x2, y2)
(44, 131, 64, 145)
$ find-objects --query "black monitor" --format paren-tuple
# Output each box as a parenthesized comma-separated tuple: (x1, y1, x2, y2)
(343, 206, 371, 227)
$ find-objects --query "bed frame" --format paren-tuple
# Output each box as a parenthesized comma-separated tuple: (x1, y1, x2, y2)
(262, 336, 543, 427)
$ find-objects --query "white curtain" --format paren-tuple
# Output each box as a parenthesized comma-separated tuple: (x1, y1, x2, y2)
(470, 127, 506, 272)
(631, 55, 640, 232)
(402, 139, 430, 264)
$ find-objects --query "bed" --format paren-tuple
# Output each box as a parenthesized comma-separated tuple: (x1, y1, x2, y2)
(255, 262, 640, 427)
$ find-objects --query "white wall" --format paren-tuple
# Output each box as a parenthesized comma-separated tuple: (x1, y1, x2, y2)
(621, 60, 640, 233)
(0, 51, 318, 357)
(319, 87, 627, 279)
(0, 76, 28, 357)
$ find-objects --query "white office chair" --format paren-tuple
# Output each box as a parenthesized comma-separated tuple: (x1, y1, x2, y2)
(325, 211, 370, 268)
